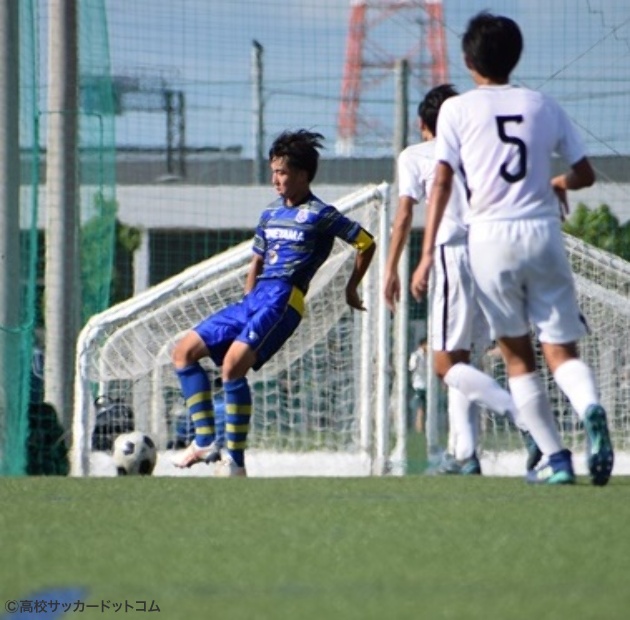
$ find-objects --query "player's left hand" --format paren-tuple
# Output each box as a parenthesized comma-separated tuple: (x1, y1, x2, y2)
(410, 255, 433, 302)
(346, 287, 366, 311)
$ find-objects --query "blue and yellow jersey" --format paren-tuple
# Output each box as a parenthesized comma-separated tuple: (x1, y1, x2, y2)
(252, 193, 374, 294)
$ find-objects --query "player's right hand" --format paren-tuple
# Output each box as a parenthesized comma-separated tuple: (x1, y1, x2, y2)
(410, 256, 433, 302)
(346, 287, 366, 311)
(552, 185, 569, 221)
(383, 271, 401, 313)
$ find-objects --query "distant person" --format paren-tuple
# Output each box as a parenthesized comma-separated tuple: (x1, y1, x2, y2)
(408, 338, 428, 433)
(411, 12, 613, 485)
(171, 129, 376, 476)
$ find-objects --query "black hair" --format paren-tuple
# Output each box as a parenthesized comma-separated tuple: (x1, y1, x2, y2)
(462, 12, 523, 82)
(417, 84, 458, 135)
(268, 129, 325, 182)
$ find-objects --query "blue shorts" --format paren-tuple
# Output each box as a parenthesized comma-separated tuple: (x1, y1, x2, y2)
(194, 279, 303, 371)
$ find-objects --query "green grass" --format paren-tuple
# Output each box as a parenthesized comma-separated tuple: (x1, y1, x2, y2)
(2, 475, 630, 620)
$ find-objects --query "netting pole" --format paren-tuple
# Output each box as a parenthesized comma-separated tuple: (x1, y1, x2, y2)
(393, 59, 408, 173)
(359, 251, 374, 461)
(0, 0, 25, 474)
(251, 40, 265, 184)
(72, 325, 91, 476)
(374, 183, 391, 474)
(390, 61, 409, 474)
(45, 0, 80, 433)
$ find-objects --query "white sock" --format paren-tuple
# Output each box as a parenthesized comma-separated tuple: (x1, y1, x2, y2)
(446, 427, 457, 456)
(444, 362, 517, 420)
(448, 386, 477, 461)
(553, 358, 599, 420)
(508, 372, 563, 456)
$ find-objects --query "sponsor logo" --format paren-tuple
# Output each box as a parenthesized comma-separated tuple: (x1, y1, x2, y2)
(265, 228, 305, 241)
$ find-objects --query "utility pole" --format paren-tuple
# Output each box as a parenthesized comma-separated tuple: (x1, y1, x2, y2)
(252, 40, 265, 184)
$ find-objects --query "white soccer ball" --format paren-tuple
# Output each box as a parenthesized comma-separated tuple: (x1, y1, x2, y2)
(112, 431, 157, 476)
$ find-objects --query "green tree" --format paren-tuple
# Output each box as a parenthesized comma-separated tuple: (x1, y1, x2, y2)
(111, 219, 141, 305)
(80, 193, 117, 325)
(80, 193, 141, 325)
(563, 203, 630, 261)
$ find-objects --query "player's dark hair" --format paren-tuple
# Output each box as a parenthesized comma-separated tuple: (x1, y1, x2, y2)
(417, 84, 458, 135)
(268, 129, 325, 182)
(462, 12, 522, 82)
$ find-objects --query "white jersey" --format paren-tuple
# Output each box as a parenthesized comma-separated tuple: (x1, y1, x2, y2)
(397, 140, 468, 245)
(435, 85, 586, 222)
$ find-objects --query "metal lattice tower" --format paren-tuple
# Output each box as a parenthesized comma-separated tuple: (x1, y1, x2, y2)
(336, 0, 448, 156)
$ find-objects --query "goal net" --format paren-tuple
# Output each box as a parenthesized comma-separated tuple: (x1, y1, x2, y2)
(71, 183, 401, 476)
(442, 233, 630, 476)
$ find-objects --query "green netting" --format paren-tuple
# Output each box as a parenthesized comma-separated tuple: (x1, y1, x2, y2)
(78, 0, 116, 325)
(0, 0, 38, 475)
(3, 0, 116, 476)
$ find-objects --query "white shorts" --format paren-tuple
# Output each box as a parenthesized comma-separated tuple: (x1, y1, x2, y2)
(468, 218, 588, 343)
(429, 240, 491, 352)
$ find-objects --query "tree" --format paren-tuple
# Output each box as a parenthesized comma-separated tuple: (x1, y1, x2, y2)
(563, 203, 630, 261)
(80, 193, 141, 325)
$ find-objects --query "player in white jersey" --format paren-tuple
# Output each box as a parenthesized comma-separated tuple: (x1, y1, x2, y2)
(384, 84, 541, 475)
(412, 12, 614, 486)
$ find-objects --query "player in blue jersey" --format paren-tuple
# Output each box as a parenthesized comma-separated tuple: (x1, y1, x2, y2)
(172, 129, 376, 475)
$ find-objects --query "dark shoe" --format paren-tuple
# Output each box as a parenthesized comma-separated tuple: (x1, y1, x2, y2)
(521, 430, 543, 472)
(584, 405, 614, 486)
(526, 448, 575, 485)
(436, 452, 481, 476)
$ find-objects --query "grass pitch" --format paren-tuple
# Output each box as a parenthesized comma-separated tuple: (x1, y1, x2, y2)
(1, 475, 630, 620)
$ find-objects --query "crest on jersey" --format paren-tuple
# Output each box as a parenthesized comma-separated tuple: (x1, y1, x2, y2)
(268, 249, 278, 264)
(295, 208, 309, 223)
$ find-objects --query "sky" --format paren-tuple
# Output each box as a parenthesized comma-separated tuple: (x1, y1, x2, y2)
(67, 0, 630, 157)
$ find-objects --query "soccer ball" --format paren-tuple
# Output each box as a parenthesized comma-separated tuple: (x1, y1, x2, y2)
(112, 431, 157, 476)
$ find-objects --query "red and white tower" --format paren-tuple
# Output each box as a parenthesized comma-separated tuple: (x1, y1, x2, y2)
(336, 0, 448, 155)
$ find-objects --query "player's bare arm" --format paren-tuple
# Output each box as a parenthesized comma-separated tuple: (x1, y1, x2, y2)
(244, 254, 264, 294)
(384, 195, 416, 312)
(345, 241, 376, 311)
(551, 157, 596, 192)
(411, 161, 453, 301)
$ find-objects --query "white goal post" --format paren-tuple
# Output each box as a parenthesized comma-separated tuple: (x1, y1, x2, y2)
(71, 183, 407, 476)
(426, 232, 630, 475)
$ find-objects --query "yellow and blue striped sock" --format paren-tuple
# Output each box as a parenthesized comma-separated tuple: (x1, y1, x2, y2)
(224, 377, 252, 468)
(176, 363, 215, 448)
